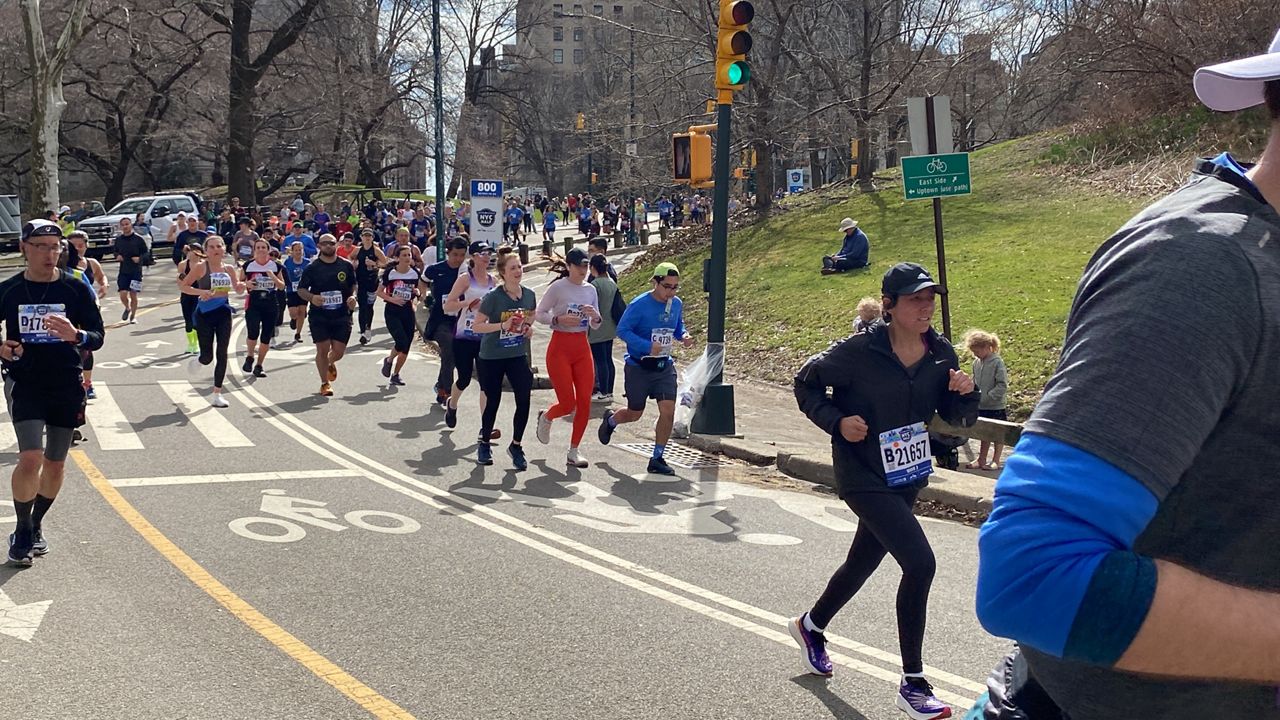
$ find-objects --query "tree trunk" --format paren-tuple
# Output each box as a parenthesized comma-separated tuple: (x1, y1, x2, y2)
(227, 56, 258, 203)
(212, 152, 225, 186)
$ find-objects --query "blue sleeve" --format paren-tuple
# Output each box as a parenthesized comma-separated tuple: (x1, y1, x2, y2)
(615, 296, 649, 359)
(976, 432, 1159, 664)
(674, 298, 688, 340)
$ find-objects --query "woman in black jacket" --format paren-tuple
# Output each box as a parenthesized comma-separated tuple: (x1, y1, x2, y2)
(789, 262, 979, 720)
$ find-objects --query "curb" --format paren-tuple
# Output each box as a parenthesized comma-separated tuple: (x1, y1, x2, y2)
(682, 433, 780, 466)
(775, 449, 994, 516)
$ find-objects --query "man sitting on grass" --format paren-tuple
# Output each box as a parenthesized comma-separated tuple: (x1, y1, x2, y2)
(822, 217, 869, 274)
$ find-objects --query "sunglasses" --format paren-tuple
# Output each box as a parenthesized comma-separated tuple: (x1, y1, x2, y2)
(659, 282, 680, 291)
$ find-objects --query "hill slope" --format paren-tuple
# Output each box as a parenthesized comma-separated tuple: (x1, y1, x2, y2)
(620, 133, 1161, 419)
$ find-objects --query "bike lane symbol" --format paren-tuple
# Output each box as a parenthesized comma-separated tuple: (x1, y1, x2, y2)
(229, 489, 421, 543)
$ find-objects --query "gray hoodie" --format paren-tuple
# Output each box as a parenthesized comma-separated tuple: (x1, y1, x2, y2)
(973, 354, 1007, 410)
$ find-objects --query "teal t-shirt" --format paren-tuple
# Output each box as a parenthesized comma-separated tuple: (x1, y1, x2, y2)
(478, 285, 536, 360)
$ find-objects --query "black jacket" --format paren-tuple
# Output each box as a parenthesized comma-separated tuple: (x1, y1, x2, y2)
(794, 321, 980, 494)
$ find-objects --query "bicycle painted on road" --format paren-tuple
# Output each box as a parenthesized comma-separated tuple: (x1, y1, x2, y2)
(229, 489, 421, 543)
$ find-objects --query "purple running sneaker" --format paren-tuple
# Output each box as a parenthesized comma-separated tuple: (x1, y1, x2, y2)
(896, 676, 952, 720)
(788, 613, 833, 676)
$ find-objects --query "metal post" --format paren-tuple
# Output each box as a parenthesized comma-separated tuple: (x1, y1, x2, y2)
(925, 95, 951, 339)
(431, 0, 445, 262)
(627, 24, 637, 246)
(690, 98, 735, 436)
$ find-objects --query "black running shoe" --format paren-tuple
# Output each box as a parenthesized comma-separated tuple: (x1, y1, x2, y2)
(242, 357, 254, 373)
(508, 444, 528, 471)
(598, 409, 616, 445)
(445, 406, 457, 429)
(253, 365, 267, 378)
(7, 530, 33, 567)
(389, 373, 405, 386)
(382, 357, 393, 378)
(647, 455, 676, 476)
(31, 528, 48, 557)
(477, 442, 493, 466)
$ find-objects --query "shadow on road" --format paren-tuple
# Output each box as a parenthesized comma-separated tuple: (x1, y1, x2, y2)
(790, 675, 873, 720)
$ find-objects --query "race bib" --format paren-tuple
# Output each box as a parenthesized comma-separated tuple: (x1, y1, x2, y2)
(238, 245, 252, 258)
(878, 422, 932, 487)
(129, 279, 143, 293)
(366, 291, 377, 306)
(566, 303, 589, 329)
(499, 310, 525, 348)
(321, 290, 343, 310)
(254, 274, 275, 292)
(458, 310, 479, 340)
(651, 328, 674, 356)
(392, 284, 413, 302)
(18, 303, 67, 344)
(209, 272, 232, 294)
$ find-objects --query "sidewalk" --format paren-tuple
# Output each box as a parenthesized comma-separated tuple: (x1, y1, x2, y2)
(681, 374, 1004, 516)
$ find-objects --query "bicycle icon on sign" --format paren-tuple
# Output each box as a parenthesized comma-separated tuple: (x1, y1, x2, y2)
(228, 489, 421, 543)
(926, 157, 948, 174)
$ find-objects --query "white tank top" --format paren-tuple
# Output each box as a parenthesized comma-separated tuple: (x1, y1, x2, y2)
(455, 270, 494, 340)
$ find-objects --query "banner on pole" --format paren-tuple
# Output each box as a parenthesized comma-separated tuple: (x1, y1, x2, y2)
(469, 179, 504, 247)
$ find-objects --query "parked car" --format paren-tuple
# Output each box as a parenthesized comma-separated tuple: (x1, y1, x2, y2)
(76, 193, 201, 258)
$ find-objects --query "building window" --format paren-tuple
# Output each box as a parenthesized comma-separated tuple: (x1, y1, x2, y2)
(573, 4, 583, 14)
(593, 4, 603, 15)
(613, 4, 622, 16)
(553, 26, 563, 40)
(573, 48, 584, 64)
(553, 49, 564, 64)
(553, 3, 563, 16)
(633, 5, 643, 19)
(573, 26, 583, 41)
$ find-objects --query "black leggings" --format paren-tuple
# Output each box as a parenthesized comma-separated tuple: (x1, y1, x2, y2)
(453, 338, 481, 391)
(590, 339, 615, 394)
(357, 285, 376, 333)
(478, 356, 533, 443)
(180, 293, 199, 333)
(245, 299, 278, 342)
(809, 489, 935, 675)
(195, 306, 233, 389)
(385, 308, 415, 354)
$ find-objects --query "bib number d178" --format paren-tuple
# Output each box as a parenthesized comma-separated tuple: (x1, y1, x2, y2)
(18, 303, 67, 344)
(878, 422, 932, 488)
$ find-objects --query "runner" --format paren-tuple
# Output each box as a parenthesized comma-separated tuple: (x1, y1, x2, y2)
(282, 241, 311, 344)
(787, 263, 976, 720)
(377, 245, 425, 386)
(230, 217, 258, 263)
(423, 238, 468, 409)
(112, 216, 147, 324)
(596, 262, 694, 475)
(534, 248, 601, 468)
(295, 234, 358, 397)
(353, 228, 387, 345)
(1, 221, 105, 567)
(240, 239, 285, 377)
(442, 241, 498, 440)
(176, 239, 206, 354)
(471, 253, 536, 468)
(180, 236, 245, 408)
(65, 231, 106, 400)
(588, 254, 624, 402)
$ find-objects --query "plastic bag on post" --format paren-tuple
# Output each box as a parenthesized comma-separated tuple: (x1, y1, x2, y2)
(671, 343, 725, 439)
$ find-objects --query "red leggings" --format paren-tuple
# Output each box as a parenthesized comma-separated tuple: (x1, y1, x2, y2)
(545, 331, 595, 446)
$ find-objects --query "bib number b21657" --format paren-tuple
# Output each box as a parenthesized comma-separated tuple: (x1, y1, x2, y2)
(878, 422, 932, 487)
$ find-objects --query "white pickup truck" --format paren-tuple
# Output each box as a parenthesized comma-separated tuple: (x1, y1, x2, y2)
(77, 193, 204, 258)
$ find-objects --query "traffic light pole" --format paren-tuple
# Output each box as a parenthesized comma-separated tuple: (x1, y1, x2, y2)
(431, 0, 445, 262)
(691, 95, 736, 436)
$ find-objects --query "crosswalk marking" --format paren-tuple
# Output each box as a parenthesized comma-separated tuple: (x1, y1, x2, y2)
(86, 383, 145, 450)
(158, 380, 254, 448)
(112, 469, 360, 488)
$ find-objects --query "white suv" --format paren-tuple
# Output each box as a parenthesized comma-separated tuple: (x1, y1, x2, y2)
(77, 194, 202, 257)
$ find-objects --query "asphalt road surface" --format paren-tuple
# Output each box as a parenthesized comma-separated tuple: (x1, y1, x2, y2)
(0, 259, 1010, 719)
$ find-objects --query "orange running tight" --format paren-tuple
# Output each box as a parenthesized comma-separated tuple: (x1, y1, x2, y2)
(545, 331, 595, 446)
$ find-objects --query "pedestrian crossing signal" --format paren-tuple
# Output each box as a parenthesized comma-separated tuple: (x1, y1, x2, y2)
(716, 0, 753, 93)
(672, 133, 712, 185)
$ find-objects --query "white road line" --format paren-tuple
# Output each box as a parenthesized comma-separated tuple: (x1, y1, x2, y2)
(227, 353, 983, 703)
(87, 383, 145, 450)
(0, 406, 16, 452)
(158, 380, 254, 448)
(111, 468, 361, 488)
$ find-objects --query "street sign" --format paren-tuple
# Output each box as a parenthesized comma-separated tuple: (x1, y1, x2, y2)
(469, 179, 504, 247)
(901, 153, 971, 201)
(907, 96, 952, 155)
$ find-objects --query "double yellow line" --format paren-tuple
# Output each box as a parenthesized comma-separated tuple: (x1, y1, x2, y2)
(71, 450, 414, 719)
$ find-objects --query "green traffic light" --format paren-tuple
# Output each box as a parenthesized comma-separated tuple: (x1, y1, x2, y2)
(727, 61, 750, 85)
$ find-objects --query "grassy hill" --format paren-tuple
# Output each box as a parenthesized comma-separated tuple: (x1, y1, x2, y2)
(620, 133, 1162, 419)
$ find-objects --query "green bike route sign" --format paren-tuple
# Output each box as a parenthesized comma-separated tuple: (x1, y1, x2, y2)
(902, 153, 971, 200)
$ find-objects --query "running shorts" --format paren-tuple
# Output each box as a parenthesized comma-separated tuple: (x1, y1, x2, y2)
(286, 291, 307, 307)
(309, 313, 352, 345)
(117, 271, 143, 293)
(623, 362, 678, 411)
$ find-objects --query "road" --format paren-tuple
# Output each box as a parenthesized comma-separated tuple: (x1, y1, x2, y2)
(0, 258, 1009, 719)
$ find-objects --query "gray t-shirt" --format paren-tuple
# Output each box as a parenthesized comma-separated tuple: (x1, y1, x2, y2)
(478, 285, 535, 360)
(1021, 160, 1280, 719)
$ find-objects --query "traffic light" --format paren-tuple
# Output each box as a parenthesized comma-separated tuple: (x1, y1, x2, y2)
(733, 168, 746, 179)
(591, 172, 598, 185)
(671, 132, 712, 185)
(576, 112, 585, 131)
(716, 0, 753, 92)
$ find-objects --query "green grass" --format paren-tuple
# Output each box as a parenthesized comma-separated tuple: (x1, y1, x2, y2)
(620, 133, 1155, 419)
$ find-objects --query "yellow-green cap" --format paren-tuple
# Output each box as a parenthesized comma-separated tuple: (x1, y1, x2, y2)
(653, 262, 680, 279)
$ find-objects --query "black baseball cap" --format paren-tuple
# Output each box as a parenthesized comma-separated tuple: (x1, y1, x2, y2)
(881, 262, 946, 296)
(22, 219, 63, 240)
(566, 248, 590, 266)
(468, 240, 493, 255)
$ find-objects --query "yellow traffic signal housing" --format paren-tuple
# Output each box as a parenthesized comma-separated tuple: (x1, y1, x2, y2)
(733, 168, 746, 179)
(716, 0, 753, 92)
(576, 112, 586, 131)
(672, 133, 713, 185)
(591, 172, 598, 184)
